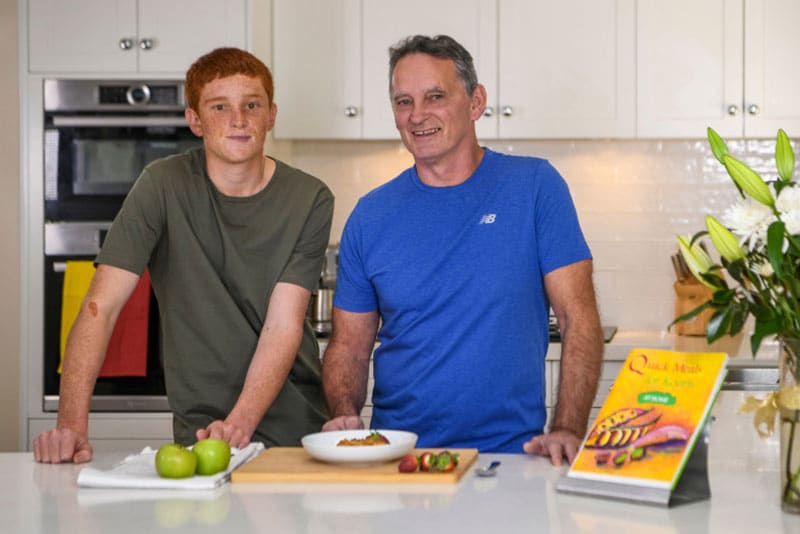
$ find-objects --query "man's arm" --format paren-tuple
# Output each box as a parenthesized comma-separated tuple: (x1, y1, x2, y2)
(523, 259, 603, 465)
(321, 307, 379, 430)
(33, 265, 141, 463)
(196, 282, 311, 448)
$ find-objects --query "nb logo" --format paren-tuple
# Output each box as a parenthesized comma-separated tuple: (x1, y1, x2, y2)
(479, 213, 497, 225)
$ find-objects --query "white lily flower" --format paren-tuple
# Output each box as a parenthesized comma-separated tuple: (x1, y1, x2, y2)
(776, 186, 800, 236)
(721, 198, 773, 250)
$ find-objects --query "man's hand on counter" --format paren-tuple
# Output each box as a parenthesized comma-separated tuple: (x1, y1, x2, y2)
(522, 429, 581, 466)
(321, 415, 365, 431)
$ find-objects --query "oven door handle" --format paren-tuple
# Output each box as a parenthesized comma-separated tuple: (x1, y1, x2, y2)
(51, 115, 188, 127)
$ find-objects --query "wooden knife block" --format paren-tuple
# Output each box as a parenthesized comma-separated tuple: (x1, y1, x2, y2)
(673, 280, 714, 336)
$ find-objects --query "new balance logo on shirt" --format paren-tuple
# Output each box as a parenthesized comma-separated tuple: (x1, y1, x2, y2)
(479, 213, 497, 225)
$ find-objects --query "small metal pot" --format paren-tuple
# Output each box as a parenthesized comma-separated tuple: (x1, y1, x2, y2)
(311, 288, 334, 323)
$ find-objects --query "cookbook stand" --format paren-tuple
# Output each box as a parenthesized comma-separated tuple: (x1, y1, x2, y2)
(557, 418, 712, 507)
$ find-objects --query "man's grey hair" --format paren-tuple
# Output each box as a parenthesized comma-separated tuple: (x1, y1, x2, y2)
(388, 34, 479, 96)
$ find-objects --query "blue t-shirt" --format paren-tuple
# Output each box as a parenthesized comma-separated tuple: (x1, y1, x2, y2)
(334, 148, 591, 452)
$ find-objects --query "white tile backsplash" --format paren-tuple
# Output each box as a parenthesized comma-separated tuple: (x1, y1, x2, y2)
(266, 136, 791, 332)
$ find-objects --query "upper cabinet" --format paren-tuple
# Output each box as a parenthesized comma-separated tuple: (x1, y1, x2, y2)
(27, 0, 248, 75)
(638, 0, 800, 138)
(273, 0, 633, 140)
(744, 0, 800, 138)
(272, 0, 496, 140)
(494, 0, 635, 139)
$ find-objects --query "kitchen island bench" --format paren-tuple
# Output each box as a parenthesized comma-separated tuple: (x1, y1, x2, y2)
(5, 416, 797, 534)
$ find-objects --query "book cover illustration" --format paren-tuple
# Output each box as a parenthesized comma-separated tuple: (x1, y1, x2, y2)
(567, 348, 728, 489)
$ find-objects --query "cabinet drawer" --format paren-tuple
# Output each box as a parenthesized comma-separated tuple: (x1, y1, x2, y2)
(550, 360, 623, 410)
(28, 414, 174, 452)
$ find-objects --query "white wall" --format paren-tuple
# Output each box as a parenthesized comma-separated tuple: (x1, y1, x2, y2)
(1, 0, 20, 451)
(265, 136, 780, 332)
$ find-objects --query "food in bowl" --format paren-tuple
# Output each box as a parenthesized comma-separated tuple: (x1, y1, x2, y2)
(336, 431, 390, 446)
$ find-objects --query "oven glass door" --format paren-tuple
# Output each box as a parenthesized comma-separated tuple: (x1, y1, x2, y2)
(44, 121, 202, 221)
(43, 253, 167, 412)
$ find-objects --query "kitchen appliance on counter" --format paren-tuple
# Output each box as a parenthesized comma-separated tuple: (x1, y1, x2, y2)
(41, 79, 200, 412)
(310, 245, 339, 337)
(548, 312, 617, 343)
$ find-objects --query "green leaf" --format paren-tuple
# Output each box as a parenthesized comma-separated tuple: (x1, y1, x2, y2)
(729, 304, 747, 334)
(668, 300, 713, 331)
(767, 220, 785, 278)
(751, 319, 781, 355)
(711, 288, 736, 306)
(776, 129, 795, 183)
(707, 127, 728, 163)
(707, 307, 733, 343)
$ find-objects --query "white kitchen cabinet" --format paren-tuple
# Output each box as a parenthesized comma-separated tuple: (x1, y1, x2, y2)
(27, 0, 248, 75)
(638, 0, 800, 138)
(271, 0, 362, 138)
(273, 0, 633, 140)
(494, 0, 636, 138)
(744, 0, 800, 137)
(548, 360, 622, 428)
(28, 414, 174, 453)
(272, 0, 496, 140)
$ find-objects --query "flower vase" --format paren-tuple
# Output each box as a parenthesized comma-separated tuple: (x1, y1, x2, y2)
(779, 338, 800, 514)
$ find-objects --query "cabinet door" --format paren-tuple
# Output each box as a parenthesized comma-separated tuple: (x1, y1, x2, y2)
(362, 0, 498, 139)
(744, 0, 800, 137)
(271, 0, 361, 139)
(637, 0, 744, 138)
(138, 0, 247, 74)
(28, 0, 138, 73)
(497, 0, 635, 138)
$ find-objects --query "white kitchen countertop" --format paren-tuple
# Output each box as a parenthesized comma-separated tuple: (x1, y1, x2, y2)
(5, 398, 797, 534)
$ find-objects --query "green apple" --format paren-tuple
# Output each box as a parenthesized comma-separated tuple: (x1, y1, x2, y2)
(193, 438, 231, 476)
(155, 443, 197, 479)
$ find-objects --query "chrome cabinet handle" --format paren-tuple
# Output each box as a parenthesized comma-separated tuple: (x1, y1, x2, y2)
(501, 106, 513, 117)
(139, 38, 154, 50)
(727, 104, 738, 116)
(119, 38, 134, 50)
(344, 106, 358, 118)
(483, 106, 495, 118)
(748, 104, 760, 116)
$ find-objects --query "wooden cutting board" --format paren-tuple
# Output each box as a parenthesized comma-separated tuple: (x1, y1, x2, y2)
(231, 447, 478, 484)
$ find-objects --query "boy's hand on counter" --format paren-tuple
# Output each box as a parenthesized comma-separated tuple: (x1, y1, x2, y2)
(33, 428, 93, 464)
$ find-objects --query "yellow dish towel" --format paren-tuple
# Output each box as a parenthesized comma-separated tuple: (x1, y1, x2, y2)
(59, 261, 96, 373)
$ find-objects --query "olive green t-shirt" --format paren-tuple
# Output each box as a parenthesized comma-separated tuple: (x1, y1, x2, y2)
(97, 148, 334, 446)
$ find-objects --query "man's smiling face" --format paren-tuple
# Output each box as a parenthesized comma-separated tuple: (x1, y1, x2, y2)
(390, 53, 483, 167)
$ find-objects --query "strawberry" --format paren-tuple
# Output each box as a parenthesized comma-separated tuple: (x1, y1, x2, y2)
(397, 454, 418, 473)
(434, 451, 458, 472)
(418, 451, 434, 472)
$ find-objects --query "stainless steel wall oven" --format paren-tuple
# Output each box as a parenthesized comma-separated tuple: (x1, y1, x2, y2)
(42, 79, 202, 412)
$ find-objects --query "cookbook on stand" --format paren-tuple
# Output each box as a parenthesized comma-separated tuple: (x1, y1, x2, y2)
(557, 347, 729, 507)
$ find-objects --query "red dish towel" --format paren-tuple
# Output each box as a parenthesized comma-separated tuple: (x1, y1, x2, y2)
(100, 270, 151, 377)
(60, 264, 151, 377)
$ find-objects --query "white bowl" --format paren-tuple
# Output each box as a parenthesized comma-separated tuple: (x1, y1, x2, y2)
(301, 430, 417, 464)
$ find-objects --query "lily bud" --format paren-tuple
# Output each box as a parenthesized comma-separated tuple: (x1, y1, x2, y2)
(677, 235, 718, 290)
(723, 154, 775, 208)
(707, 127, 729, 164)
(705, 215, 744, 262)
(776, 129, 794, 183)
